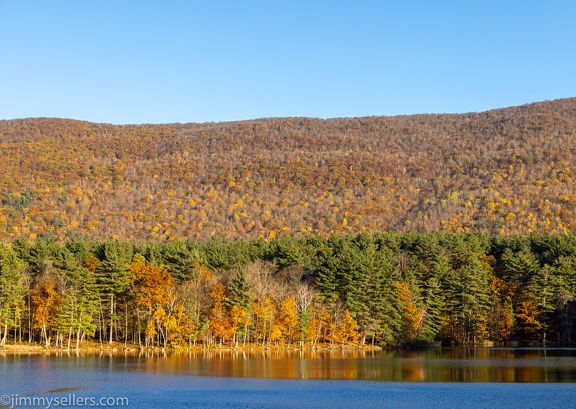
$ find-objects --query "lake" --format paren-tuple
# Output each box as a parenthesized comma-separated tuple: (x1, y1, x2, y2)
(2, 348, 576, 408)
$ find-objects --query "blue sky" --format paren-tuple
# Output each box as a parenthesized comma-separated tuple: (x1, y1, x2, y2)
(1, 1, 575, 124)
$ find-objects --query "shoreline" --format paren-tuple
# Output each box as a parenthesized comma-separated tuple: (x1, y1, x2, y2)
(0, 342, 383, 355)
(1, 341, 566, 356)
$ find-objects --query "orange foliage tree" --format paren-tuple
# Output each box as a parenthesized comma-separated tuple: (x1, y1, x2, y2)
(30, 274, 62, 348)
(129, 254, 184, 347)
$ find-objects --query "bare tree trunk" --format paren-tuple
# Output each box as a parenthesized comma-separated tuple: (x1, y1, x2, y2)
(1, 324, 8, 346)
(137, 318, 142, 348)
(99, 301, 104, 344)
(42, 325, 51, 349)
(124, 301, 129, 348)
(109, 294, 114, 345)
(76, 328, 82, 350)
(28, 291, 33, 344)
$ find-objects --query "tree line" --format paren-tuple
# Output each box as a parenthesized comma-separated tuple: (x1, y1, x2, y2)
(1, 232, 576, 349)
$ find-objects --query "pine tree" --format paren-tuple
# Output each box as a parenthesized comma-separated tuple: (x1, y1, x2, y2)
(419, 251, 450, 342)
(74, 267, 99, 348)
(314, 240, 341, 306)
(225, 269, 252, 345)
(95, 241, 133, 344)
(54, 290, 77, 349)
(53, 248, 99, 348)
(337, 235, 372, 342)
(501, 247, 540, 288)
(162, 240, 204, 283)
(455, 258, 492, 344)
(419, 277, 445, 342)
(204, 238, 251, 272)
(0, 248, 27, 346)
(525, 264, 557, 345)
(226, 269, 252, 310)
(336, 233, 399, 344)
(265, 237, 310, 270)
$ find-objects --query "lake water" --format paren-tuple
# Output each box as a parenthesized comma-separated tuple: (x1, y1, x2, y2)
(2, 348, 576, 408)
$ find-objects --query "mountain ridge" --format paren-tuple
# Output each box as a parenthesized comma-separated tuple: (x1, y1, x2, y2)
(2, 96, 575, 127)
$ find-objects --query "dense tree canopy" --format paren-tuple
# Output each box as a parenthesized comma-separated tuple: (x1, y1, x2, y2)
(0, 233, 576, 349)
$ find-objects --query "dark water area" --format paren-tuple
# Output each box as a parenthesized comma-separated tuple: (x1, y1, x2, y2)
(2, 348, 576, 408)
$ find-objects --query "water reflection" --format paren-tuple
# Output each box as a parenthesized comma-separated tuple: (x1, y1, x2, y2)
(107, 348, 576, 383)
(3, 347, 576, 383)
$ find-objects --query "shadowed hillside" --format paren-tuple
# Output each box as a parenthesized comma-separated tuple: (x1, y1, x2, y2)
(1, 98, 575, 241)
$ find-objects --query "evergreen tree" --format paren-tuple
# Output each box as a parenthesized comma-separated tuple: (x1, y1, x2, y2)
(162, 240, 204, 283)
(420, 276, 445, 342)
(135, 241, 165, 267)
(264, 237, 311, 270)
(419, 249, 451, 342)
(53, 248, 99, 348)
(204, 238, 251, 272)
(337, 233, 398, 344)
(337, 235, 372, 342)
(501, 247, 540, 288)
(25, 239, 53, 277)
(226, 269, 252, 310)
(313, 236, 343, 306)
(0, 248, 27, 346)
(65, 237, 95, 263)
(95, 241, 133, 344)
(525, 264, 557, 345)
(455, 258, 492, 344)
(54, 290, 76, 349)
(226, 268, 252, 345)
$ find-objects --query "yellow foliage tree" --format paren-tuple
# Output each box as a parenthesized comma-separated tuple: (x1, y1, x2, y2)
(208, 283, 233, 346)
(332, 310, 360, 345)
(274, 297, 299, 345)
(395, 282, 424, 344)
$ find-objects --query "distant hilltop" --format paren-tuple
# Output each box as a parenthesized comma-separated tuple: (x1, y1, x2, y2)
(0, 97, 575, 241)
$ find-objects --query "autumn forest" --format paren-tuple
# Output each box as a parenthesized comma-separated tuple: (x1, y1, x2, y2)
(1, 98, 576, 349)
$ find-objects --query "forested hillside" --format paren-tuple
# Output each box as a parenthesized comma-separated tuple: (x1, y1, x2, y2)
(1, 97, 575, 241)
(2, 99, 576, 349)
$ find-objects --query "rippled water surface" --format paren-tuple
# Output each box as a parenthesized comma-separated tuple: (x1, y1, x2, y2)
(2, 348, 576, 408)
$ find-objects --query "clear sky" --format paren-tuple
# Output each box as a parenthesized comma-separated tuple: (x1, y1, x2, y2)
(1, 1, 575, 124)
